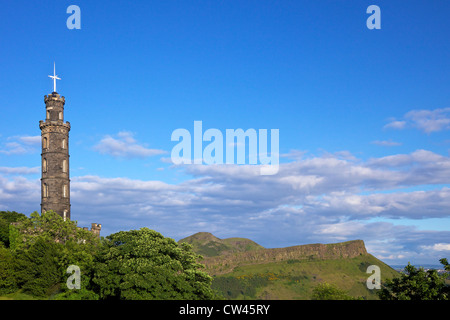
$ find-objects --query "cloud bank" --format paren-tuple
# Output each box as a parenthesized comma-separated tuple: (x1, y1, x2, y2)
(385, 107, 450, 133)
(93, 131, 166, 158)
(1, 148, 449, 265)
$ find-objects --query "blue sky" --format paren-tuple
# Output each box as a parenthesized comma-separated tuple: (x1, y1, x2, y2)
(1, 0, 450, 266)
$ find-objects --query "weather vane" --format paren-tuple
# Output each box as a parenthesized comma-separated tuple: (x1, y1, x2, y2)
(48, 62, 61, 93)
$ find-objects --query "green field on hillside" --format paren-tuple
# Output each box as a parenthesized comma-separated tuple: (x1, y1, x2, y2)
(179, 232, 399, 300)
(210, 254, 398, 300)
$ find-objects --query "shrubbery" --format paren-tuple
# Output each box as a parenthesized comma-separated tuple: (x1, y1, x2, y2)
(0, 210, 215, 300)
(378, 259, 450, 300)
(1, 210, 449, 300)
(211, 274, 271, 299)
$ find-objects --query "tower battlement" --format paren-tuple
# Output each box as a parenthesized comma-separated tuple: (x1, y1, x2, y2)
(39, 121, 71, 131)
(91, 223, 102, 236)
(44, 92, 65, 103)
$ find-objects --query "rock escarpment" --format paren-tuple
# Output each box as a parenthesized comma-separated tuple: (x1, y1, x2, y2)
(180, 233, 368, 275)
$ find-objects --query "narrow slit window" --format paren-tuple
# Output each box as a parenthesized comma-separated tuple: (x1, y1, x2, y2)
(62, 159, 67, 173)
(43, 158, 47, 173)
(43, 183, 48, 198)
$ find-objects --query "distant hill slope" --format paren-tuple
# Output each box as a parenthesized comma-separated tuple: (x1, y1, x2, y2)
(179, 232, 264, 257)
(178, 232, 398, 300)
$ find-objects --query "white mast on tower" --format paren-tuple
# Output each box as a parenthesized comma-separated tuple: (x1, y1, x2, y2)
(48, 62, 61, 93)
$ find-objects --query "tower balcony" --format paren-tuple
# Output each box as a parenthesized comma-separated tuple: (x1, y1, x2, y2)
(40, 120, 71, 131)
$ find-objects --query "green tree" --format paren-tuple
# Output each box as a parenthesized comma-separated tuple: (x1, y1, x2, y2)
(92, 228, 215, 300)
(0, 243, 17, 295)
(378, 259, 449, 300)
(0, 211, 27, 247)
(311, 282, 355, 300)
(441, 258, 450, 271)
(6, 210, 100, 298)
(10, 210, 98, 251)
(13, 237, 63, 297)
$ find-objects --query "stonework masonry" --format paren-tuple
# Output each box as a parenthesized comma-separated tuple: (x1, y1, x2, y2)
(40, 92, 71, 220)
(40, 91, 101, 236)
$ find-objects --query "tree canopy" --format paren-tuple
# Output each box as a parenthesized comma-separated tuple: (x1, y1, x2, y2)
(378, 259, 449, 300)
(0, 211, 27, 247)
(92, 228, 216, 300)
(2, 210, 448, 301)
(1, 211, 215, 300)
(3, 210, 100, 297)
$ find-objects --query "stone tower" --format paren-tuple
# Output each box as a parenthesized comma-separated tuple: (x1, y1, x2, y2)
(39, 91, 71, 220)
(38, 65, 101, 237)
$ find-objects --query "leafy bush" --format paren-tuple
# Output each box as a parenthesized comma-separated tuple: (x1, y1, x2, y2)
(211, 274, 270, 299)
(0, 243, 17, 295)
(2, 210, 99, 298)
(1, 212, 218, 300)
(0, 211, 27, 247)
(92, 228, 216, 300)
(312, 282, 355, 300)
(378, 259, 449, 300)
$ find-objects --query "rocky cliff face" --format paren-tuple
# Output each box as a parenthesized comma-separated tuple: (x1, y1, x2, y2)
(200, 240, 368, 275)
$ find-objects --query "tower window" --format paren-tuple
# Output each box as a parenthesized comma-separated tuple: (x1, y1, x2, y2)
(59, 112, 63, 120)
(43, 137, 48, 149)
(43, 158, 47, 173)
(43, 183, 48, 198)
(46, 111, 50, 120)
(63, 184, 68, 198)
(62, 139, 66, 149)
(63, 210, 68, 221)
(63, 159, 67, 173)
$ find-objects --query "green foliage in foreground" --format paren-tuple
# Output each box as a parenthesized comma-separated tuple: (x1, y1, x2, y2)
(0, 211, 27, 247)
(92, 228, 216, 300)
(1, 210, 99, 298)
(0, 210, 215, 300)
(378, 258, 450, 300)
(1, 210, 449, 300)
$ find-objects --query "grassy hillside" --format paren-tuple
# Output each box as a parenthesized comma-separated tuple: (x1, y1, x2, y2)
(210, 253, 398, 300)
(179, 232, 264, 257)
(179, 233, 399, 300)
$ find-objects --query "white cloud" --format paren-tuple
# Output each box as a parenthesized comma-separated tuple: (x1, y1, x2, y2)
(16, 136, 41, 145)
(1, 148, 450, 264)
(0, 167, 40, 175)
(371, 140, 402, 147)
(0, 175, 40, 213)
(421, 243, 450, 252)
(405, 108, 450, 133)
(383, 120, 406, 130)
(93, 131, 167, 158)
(384, 107, 450, 133)
(0, 135, 41, 155)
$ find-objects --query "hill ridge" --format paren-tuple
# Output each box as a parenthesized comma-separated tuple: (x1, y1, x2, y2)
(179, 232, 265, 257)
(204, 239, 367, 275)
(179, 232, 368, 275)
(179, 233, 398, 299)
